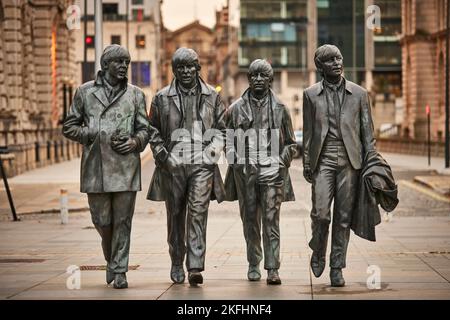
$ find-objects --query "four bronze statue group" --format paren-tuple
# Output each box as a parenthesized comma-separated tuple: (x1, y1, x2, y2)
(63, 43, 398, 289)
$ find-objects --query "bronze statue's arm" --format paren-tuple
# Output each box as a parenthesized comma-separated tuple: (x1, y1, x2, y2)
(204, 93, 227, 164)
(302, 91, 312, 170)
(62, 88, 95, 146)
(302, 91, 313, 183)
(133, 90, 150, 152)
(360, 91, 376, 156)
(280, 105, 296, 168)
(148, 94, 169, 163)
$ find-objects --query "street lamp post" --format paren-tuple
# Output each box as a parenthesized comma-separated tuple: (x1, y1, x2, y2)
(445, 0, 449, 168)
(94, 0, 103, 72)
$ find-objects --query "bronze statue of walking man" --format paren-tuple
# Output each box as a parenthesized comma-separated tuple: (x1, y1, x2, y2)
(224, 59, 296, 285)
(303, 44, 376, 286)
(63, 44, 150, 289)
(147, 47, 226, 286)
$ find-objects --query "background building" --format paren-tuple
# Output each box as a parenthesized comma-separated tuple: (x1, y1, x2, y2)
(0, 0, 79, 177)
(371, 0, 403, 136)
(76, 0, 163, 100)
(161, 20, 215, 86)
(236, 0, 315, 130)
(401, 0, 448, 141)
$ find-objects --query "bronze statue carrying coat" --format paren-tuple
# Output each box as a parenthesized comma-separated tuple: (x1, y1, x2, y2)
(63, 44, 149, 289)
(303, 44, 376, 287)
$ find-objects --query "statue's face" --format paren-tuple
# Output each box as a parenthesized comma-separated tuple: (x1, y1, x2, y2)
(248, 70, 271, 96)
(105, 55, 130, 81)
(320, 52, 343, 79)
(174, 61, 197, 88)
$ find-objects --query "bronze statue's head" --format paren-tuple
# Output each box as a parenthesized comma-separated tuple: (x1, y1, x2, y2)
(172, 47, 201, 89)
(100, 44, 131, 82)
(314, 44, 343, 82)
(247, 59, 273, 98)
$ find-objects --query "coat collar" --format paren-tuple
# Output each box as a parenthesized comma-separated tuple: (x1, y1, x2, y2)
(93, 71, 128, 109)
(239, 88, 284, 128)
(167, 77, 212, 97)
(316, 77, 353, 95)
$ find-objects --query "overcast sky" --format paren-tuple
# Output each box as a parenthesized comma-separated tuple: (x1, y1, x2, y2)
(161, 0, 239, 30)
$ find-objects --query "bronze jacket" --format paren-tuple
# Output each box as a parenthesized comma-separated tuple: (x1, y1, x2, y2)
(146, 78, 227, 202)
(224, 89, 296, 202)
(62, 72, 150, 193)
(302, 79, 376, 172)
(351, 150, 398, 241)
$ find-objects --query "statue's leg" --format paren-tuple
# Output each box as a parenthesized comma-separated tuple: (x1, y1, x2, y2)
(234, 165, 262, 267)
(109, 191, 137, 274)
(260, 183, 283, 271)
(309, 148, 336, 255)
(330, 146, 359, 270)
(165, 166, 188, 268)
(185, 165, 214, 272)
(87, 193, 113, 265)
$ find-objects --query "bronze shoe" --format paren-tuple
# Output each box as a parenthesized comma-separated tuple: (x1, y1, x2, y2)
(188, 269, 203, 286)
(310, 251, 326, 278)
(330, 268, 345, 287)
(247, 264, 261, 281)
(170, 265, 185, 284)
(113, 273, 128, 289)
(106, 269, 114, 285)
(266, 269, 281, 285)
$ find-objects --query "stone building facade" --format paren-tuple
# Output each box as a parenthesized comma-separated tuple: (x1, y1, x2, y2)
(401, 0, 449, 140)
(0, 0, 79, 177)
(161, 20, 216, 87)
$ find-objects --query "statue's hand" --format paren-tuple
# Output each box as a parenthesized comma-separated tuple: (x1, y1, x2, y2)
(112, 135, 137, 155)
(165, 153, 182, 170)
(303, 166, 313, 183)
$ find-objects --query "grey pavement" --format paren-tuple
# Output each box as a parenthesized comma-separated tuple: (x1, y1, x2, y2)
(0, 151, 449, 299)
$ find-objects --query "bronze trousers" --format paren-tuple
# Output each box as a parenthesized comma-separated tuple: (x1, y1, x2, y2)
(234, 164, 284, 270)
(309, 141, 359, 269)
(164, 164, 214, 272)
(87, 191, 136, 274)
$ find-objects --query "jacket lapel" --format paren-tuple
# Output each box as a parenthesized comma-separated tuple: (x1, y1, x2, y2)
(93, 87, 109, 108)
(316, 80, 328, 117)
(107, 85, 127, 110)
(167, 80, 182, 114)
(270, 90, 283, 129)
(198, 78, 213, 129)
(240, 89, 254, 126)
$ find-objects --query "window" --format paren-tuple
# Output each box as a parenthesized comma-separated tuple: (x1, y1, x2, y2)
(241, 23, 302, 42)
(131, 61, 151, 87)
(135, 35, 145, 48)
(82, 62, 95, 83)
(111, 35, 121, 45)
(132, 8, 144, 21)
(102, 3, 118, 15)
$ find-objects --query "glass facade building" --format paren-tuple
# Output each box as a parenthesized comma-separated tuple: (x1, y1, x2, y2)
(373, 0, 402, 98)
(239, 0, 309, 69)
(317, 0, 366, 84)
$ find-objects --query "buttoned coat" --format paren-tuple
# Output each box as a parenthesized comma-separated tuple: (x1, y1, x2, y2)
(302, 79, 376, 173)
(63, 73, 150, 193)
(146, 78, 227, 202)
(224, 89, 297, 202)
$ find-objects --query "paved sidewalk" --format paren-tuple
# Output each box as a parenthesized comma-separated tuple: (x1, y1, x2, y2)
(377, 153, 450, 200)
(0, 211, 449, 300)
(0, 151, 449, 299)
